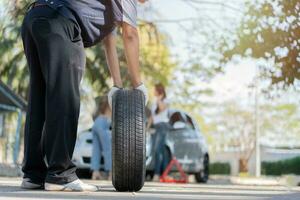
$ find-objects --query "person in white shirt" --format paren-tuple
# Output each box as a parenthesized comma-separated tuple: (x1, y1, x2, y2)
(147, 83, 171, 181)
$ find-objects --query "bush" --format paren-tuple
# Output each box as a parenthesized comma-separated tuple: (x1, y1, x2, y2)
(262, 156, 300, 175)
(209, 162, 231, 175)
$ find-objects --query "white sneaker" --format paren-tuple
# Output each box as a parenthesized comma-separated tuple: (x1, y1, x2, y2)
(45, 179, 100, 192)
(21, 178, 44, 189)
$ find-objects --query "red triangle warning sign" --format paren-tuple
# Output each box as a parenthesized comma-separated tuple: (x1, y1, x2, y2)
(160, 157, 188, 183)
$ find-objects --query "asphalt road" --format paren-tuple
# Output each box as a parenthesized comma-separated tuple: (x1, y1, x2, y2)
(0, 177, 299, 200)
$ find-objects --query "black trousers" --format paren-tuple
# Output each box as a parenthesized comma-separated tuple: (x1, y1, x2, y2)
(21, 6, 85, 184)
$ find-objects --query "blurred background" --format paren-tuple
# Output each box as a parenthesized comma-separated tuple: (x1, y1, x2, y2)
(0, 0, 299, 183)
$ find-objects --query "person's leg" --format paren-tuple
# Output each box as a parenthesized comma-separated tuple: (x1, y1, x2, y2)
(98, 128, 112, 173)
(153, 123, 169, 176)
(91, 130, 103, 180)
(160, 123, 170, 173)
(91, 129, 101, 173)
(30, 12, 85, 184)
(153, 127, 164, 176)
(21, 14, 47, 185)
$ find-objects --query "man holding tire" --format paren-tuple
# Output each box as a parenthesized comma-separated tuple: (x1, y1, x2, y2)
(21, 0, 147, 191)
(107, 0, 148, 106)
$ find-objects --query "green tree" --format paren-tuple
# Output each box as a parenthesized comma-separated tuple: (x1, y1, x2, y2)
(221, 0, 300, 86)
(0, 1, 176, 99)
(260, 103, 300, 144)
(0, 1, 29, 97)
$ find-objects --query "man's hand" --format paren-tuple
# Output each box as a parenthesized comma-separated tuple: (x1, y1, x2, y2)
(135, 83, 148, 105)
(108, 84, 148, 109)
(108, 86, 122, 109)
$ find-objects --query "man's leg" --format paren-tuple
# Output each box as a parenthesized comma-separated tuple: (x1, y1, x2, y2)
(21, 17, 47, 185)
(30, 14, 85, 184)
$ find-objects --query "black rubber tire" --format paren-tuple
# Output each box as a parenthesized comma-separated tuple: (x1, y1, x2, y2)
(112, 89, 146, 192)
(76, 169, 92, 179)
(195, 155, 209, 183)
(145, 170, 154, 181)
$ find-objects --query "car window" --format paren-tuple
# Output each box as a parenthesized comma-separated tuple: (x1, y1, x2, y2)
(169, 112, 185, 126)
(169, 112, 196, 130)
(185, 114, 196, 130)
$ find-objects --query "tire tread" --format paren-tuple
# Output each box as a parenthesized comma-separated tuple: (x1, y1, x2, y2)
(112, 89, 146, 191)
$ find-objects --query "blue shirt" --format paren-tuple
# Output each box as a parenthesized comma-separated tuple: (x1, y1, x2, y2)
(36, 0, 138, 48)
(36, 0, 115, 47)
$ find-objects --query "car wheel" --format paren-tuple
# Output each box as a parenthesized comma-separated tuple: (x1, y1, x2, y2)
(195, 154, 209, 183)
(112, 89, 146, 192)
(146, 170, 154, 181)
(76, 169, 92, 179)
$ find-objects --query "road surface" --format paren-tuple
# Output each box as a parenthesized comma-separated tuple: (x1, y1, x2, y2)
(0, 177, 299, 200)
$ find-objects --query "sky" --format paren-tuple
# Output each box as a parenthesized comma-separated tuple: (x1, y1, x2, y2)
(0, 1, 298, 145)
(139, 0, 245, 62)
(137, 1, 300, 148)
(0, 0, 256, 103)
(138, 0, 299, 106)
(138, 0, 257, 103)
(0, 0, 297, 105)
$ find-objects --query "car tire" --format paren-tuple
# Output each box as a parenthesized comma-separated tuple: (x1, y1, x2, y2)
(112, 89, 146, 192)
(145, 170, 154, 181)
(76, 169, 92, 179)
(195, 155, 209, 183)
